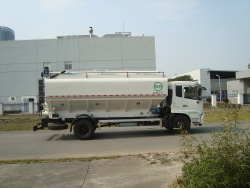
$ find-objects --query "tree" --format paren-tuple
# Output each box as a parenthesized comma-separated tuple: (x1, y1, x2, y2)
(169, 75, 193, 81)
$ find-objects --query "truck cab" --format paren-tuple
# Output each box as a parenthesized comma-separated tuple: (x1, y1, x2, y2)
(163, 81, 204, 133)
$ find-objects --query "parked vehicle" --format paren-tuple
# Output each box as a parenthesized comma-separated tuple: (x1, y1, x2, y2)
(34, 70, 204, 139)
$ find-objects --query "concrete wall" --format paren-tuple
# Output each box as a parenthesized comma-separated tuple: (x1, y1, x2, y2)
(227, 80, 244, 104)
(0, 36, 156, 104)
(227, 80, 244, 95)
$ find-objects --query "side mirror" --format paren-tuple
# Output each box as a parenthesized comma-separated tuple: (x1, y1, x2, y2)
(43, 67, 50, 78)
(197, 87, 202, 101)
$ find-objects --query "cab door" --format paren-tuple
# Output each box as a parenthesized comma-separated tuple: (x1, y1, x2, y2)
(172, 85, 183, 110)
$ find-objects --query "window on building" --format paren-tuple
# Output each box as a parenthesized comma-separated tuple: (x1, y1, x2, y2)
(65, 62, 72, 70)
(232, 90, 238, 97)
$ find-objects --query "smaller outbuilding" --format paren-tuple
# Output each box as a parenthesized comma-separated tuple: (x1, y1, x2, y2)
(227, 69, 250, 104)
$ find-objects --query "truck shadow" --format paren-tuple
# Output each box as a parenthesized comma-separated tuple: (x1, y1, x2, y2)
(53, 129, 172, 141)
(49, 124, 222, 141)
(93, 129, 172, 140)
(93, 125, 221, 140)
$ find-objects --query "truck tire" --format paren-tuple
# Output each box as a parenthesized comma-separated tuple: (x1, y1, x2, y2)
(162, 116, 170, 130)
(74, 119, 95, 140)
(171, 115, 190, 134)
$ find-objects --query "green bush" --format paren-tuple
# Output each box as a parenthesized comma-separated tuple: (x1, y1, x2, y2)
(223, 98, 229, 104)
(206, 97, 211, 103)
(178, 105, 250, 188)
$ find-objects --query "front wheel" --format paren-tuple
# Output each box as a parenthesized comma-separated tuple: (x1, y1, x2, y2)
(171, 115, 190, 134)
(74, 119, 95, 140)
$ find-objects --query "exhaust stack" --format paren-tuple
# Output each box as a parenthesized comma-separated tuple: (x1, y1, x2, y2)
(89, 27, 93, 38)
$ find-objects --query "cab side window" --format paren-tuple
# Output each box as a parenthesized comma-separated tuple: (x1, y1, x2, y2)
(184, 86, 199, 100)
(176, 86, 182, 98)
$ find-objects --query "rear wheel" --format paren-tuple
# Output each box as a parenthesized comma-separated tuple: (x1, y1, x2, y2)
(171, 115, 190, 134)
(74, 119, 95, 140)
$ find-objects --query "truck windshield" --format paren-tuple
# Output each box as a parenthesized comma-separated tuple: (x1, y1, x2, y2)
(184, 86, 202, 100)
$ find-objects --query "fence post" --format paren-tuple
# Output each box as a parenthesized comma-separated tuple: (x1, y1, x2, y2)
(29, 101, 34, 114)
(211, 94, 217, 107)
(237, 93, 243, 105)
(0, 103, 3, 115)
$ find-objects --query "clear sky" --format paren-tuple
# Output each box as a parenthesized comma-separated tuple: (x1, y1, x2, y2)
(1, 0, 250, 77)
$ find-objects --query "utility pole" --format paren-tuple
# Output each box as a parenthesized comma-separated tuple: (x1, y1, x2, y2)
(216, 75, 221, 102)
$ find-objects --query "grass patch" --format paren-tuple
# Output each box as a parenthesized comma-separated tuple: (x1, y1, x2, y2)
(0, 153, 176, 165)
(204, 107, 250, 123)
(0, 105, 250, 131)
(0, 155, 122, 165)
(138, 152, 172, 165)
(0, 114, 42, 131)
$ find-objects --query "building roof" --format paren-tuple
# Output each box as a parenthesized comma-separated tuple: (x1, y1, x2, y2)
(206, 69, 238, 73)
(236, 69, 250, 79)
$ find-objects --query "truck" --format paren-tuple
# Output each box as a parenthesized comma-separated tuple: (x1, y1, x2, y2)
(34, 70, 204, 140)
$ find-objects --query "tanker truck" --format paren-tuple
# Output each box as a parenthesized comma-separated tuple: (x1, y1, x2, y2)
(34, 70, 204, 140)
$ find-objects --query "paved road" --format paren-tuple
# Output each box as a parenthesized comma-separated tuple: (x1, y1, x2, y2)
(1, 122, 249, 188)
(0, 123, 222, 160)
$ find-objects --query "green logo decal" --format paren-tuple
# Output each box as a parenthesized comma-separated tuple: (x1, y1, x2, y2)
(154, 82, 163, 91)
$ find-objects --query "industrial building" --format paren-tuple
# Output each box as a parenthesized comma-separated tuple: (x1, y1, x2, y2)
(0, 29, 156, 112)
(1, 26, 248, 114)
(227, 69, 250, 104)
(174, 68, 238, 101)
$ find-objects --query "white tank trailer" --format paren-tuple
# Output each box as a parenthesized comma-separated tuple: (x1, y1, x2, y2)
(34, 70, 204, 140)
